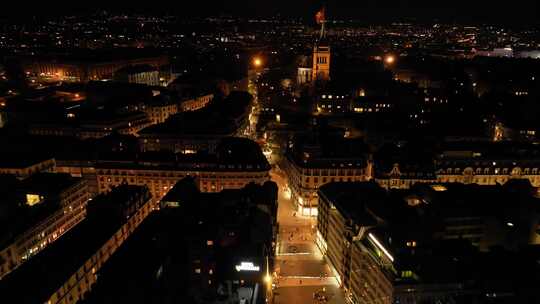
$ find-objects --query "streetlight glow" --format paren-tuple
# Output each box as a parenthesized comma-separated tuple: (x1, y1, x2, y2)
(253, 57, 262, 67)
(385, 55, 395, 64)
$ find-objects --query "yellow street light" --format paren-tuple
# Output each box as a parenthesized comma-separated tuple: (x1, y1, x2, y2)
(385, 55, 396, 64)
(253, 57, 262, 67)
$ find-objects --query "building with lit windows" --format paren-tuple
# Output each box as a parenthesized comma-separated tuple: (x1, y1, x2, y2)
(21, 51, 168, 82)
(375, 163, 436, 189)
(374, 141, 540, 190)
(139, 92, 251, 153)
(179, 94, 214, 112)
(434, 142, 540, 188)
(316, 93, 350, 114)
(29, 111, 152, 139)
(312, 43, 331, 82)
(350, 96, 395, 114)
(114, 65, 161, 86)
(316, 182, 394, 304)
(282, 130, 370, 216)
(145, 97, 179, 124)
(404, 182, 540, 251)
(297, 67, 313, 85)
(373, 143, 437, 189)
(0, 184, 152, 304)
(81, 178, 276, 303)
(54, 137, 270, 205)
(0, 173, 89, 279)
(316, 180, 540, 304)
(296, 8, 331, 85)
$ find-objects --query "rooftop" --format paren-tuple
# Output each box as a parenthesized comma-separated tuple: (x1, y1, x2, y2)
(288, 131, 369, 168)
(0, 185, 150, 304)
(318, 182, 389, 226)
(0, 152, 53, 169)
(0, 173, 83, 251)
(21, 172, 81, 196)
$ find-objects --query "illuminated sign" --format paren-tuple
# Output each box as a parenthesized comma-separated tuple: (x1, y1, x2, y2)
(235, 262, 260, 272)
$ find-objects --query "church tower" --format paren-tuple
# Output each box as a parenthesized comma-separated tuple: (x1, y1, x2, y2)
(312, 6, 331, 82)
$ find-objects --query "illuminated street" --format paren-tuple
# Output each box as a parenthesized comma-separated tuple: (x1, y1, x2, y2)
(271, 169, 345, 304)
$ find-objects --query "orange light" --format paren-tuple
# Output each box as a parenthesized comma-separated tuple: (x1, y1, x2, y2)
(253, 57, 262, 67)
(385, 55, 395, 64)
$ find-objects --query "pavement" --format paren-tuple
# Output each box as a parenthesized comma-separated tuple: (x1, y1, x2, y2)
(275, 285, 344, 304)
(270, 168, 346, 304)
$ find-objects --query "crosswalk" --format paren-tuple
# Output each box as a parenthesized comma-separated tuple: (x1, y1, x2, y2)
(276, 276, 337, 287)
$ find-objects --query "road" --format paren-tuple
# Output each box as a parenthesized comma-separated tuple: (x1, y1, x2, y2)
(271, 169, 345, 304)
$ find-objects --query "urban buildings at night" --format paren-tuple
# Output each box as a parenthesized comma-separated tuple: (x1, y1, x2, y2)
(0, 2, 539, 304)
(0, 184, 152, 303)
(0, 171, 89, 279)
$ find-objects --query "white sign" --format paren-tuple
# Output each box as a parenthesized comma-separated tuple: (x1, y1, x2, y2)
(235, 262, 260, 272)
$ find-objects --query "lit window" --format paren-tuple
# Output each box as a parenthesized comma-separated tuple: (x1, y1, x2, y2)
(406, 241, 417, 247)
(431, 185, 447, 192)
(25, 194, 44, 206)
(207, 240, 214, 246)
(195, 268, 201, 274)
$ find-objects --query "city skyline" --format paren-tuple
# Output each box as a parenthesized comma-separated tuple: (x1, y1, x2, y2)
(1, 2, 540, 304)
(1, 1, 539, 26)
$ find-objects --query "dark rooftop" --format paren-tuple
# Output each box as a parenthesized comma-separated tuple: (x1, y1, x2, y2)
(0, 152, 53, 169)
(21, 172, 80, 196)
(0, 185, 150, 304)
(318, 182, 389, 226)
(0, 173, 83, 248)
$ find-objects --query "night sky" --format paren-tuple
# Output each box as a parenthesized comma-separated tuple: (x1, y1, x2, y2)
(2, 1, 539, 26)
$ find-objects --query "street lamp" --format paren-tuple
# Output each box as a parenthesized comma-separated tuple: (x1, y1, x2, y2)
(384, 55, 396, 64)
(253, 57, 263, 68)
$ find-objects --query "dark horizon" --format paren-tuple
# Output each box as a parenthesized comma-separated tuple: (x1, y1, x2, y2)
(1, 1, 539, 26)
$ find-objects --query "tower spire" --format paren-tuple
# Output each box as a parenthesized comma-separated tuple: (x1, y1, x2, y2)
(312, 4, 331, 83)
(315, 5, 326, 40)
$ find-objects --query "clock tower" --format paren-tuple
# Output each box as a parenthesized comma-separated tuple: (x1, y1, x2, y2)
(312, 6, 331, 82)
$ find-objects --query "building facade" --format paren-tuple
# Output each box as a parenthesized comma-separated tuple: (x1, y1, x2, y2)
(435, 161, 540, 187)
(0, 185, 153, 304)
(114, 65, 161, 86)
(0, 174, 89, 279)
(375, 163, 437, 190)
(0, 157, 55, 179)
(317, 183, 394, 304)
(179, 94, 214, 112)
(312, 44, 331, 81)
(29, 112, 152, 139)
(95, 164, 270, 205)
(44, 186, 153, 304)
(297, 67, 313, 85)
(22, 55, 169, 82)
(283, 155, 370, 216)
(145, 102, 178, 124)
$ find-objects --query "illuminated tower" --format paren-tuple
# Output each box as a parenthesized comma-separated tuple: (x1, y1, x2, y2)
(312, 6, 331, 82)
